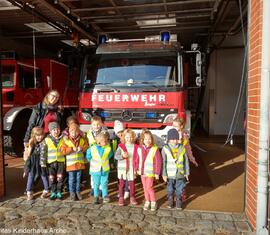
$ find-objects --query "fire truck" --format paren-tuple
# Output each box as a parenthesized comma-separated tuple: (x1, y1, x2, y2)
(1, 51, 79, 156)
(78, 33, 202, 146)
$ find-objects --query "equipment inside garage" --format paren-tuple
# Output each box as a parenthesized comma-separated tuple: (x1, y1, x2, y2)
(0, 0, 247, 212)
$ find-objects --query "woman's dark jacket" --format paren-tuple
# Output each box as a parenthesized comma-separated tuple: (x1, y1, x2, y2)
(24, 102, 63, 143)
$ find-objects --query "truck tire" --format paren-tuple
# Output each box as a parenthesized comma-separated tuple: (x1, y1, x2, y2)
(3, 112, 31, 157)
(3, 133, 16, 156)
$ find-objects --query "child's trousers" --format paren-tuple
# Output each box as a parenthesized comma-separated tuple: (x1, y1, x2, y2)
(141, 175, 156, 202)
(26, 169, 49, 192)
(68, 170, 82, 193)
(119, 179, 135, 198)
(91, 173, 109, 198)
(167, 178, 186, 199)
(48, 162, 65, 193)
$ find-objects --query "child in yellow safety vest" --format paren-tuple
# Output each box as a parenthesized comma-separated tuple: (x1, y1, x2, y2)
(86, 131, 113, 204)
(172, 117, 198, 166)
(115, 129, 139, 206)
(61, 123, 89, 201)
(44, 122, 65, 200)
(137, 129, 162, 211)
(86, 115, 108, 196)
(162, 128, 190, 210)
(172, 117, 198, 203)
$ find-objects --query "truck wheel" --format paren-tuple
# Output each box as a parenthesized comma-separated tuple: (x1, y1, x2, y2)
(11, 114, 29, 157)
(3, 133, 17, 157)
(3, 111, 30, 157)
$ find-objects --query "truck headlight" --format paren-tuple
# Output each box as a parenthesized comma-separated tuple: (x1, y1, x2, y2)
(163, 113, 178, 123)
(81, 112, 91, 121)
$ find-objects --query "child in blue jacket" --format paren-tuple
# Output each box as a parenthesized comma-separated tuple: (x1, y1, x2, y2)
(86, 131, 113, 204)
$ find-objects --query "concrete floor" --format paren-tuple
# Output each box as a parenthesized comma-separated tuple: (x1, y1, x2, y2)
(3, 135, 245, 213)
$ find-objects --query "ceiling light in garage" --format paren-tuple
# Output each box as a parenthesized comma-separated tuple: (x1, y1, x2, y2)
(25, 23, 61, 34)
(136, 15, 176, 28)
(61, 39, 95, 47)
(0, 0, 19, 10)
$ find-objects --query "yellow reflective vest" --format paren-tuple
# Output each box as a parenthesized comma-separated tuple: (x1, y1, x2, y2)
(65, 138, 86, 167)
(163, 145, 185, 177)
(90, 145, 111, 173)
(86, 131, 96, 146)
(137, 145, 158, 177)
(45, 137, 65, 164)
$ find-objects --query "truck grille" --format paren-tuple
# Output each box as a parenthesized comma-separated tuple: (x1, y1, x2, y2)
(82, 108, 177, 123)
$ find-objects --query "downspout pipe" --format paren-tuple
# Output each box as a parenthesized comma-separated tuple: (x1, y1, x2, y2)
(256, 0, 270, 234)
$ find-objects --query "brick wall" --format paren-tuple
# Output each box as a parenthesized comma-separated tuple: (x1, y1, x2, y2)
(0, 83, 5, 197)
(246, 0, 263, 230)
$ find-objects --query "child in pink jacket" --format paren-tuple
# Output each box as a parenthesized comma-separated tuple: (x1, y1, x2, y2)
(137, 129, 162, 211)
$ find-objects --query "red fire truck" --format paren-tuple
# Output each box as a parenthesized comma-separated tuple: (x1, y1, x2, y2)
(78, 33, 202, 146)
(1, 51, 79, 155)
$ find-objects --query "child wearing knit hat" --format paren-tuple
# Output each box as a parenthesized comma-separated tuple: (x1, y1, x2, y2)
(44, 121, 65, 200)
(161, 128, 190, 210)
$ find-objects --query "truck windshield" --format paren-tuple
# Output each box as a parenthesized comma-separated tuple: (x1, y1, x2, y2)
(83, 52, 181, 90)
(1, 66, 15, 88)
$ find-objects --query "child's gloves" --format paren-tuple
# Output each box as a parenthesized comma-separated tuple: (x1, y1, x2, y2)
(162, 176, 167, 182)
(155, 174, 159, 180)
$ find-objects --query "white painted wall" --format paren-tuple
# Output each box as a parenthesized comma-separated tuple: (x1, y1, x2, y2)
(203, 48, 245, 135)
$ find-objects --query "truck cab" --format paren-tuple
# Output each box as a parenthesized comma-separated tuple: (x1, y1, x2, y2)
(78, 33, 202, 146)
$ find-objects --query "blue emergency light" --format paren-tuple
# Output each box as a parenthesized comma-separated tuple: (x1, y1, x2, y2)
(160, 31, 170, 42)
(146, 112, 157, 119)
(98, 35, 108, 44)
(100, 111, 110, 118)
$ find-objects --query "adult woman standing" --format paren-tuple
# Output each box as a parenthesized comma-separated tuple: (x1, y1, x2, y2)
(23, 90, 63, 146)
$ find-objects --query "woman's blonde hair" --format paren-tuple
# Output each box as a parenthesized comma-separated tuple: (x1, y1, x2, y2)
(139, 129, 155, 146)
(29, 127, 45, 147)
(173, 116, 185, 125)
(43, 90, 60, 106)
(123, 129, 137, 144)
(96, 131, 110, 145)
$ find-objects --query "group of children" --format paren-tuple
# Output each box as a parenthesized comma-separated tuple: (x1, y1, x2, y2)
(23, 115, 197, 210)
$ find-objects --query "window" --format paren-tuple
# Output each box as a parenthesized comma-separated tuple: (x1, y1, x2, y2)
(1, 66, 15, 88)
(19, 65, 41, 88)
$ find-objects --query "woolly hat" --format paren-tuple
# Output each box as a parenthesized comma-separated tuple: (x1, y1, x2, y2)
(167, 128, 179, 141)
(48, 122, 60, 132)
(114, 120, 124, 134)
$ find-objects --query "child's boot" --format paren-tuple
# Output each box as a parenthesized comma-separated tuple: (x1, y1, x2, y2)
(76, 192, 82, 201)
(167, 196, 174, 209)
(70, 192, 76, 201)
(119, 197, 124, 206)
(143, 201, 150, 210)
(40, 190, 49, 199)
(56, 191, 63, 200)
(94, 197, 100, 204)
(50, 192, 57, 200)
(103, 197, 110, 203)
(176, 198, 182, 210)
(150, 201, 157, 211)
(26, 191, 33, 201)
(130, 197, 138, 205)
